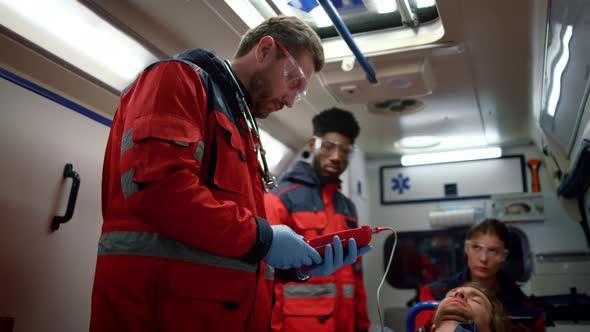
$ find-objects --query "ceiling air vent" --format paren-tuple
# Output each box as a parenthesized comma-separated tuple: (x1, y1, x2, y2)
(319, 57, 434, 104)
(369, 98, 424, 115)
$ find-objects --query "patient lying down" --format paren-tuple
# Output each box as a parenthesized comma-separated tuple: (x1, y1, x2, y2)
(430, 283, 507, 332)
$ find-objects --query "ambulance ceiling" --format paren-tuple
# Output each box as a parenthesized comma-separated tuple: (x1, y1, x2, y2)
(215, 0, 543, 157)
(0, 0, 546, 159)
(258, 0, 439, 39)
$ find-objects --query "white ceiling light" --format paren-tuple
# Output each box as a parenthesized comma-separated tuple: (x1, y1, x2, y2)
(270, 0, 297, 16)
(415, 0, 437, 9)
(547, 24, 573, 117)
(1, 0, 159, 91)
(310, 6, 333, 28)
(269, 0, 332, 28)
(401, 146, 502, 166)
(374, 0, 398, 14)
(224, 0, 266, 28)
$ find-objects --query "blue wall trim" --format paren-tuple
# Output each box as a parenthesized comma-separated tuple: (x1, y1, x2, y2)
(0, 67, 113, 127)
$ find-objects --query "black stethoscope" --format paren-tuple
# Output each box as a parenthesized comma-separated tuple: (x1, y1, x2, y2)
(223, 60, 277, 191)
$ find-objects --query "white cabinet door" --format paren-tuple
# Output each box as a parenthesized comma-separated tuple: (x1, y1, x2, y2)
(0, 76, 110, 332)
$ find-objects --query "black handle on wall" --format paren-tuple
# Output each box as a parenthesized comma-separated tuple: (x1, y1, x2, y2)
(52, 163, 81, 231)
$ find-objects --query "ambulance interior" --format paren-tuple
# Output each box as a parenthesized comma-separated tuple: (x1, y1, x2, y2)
(1, 0, 590, 331)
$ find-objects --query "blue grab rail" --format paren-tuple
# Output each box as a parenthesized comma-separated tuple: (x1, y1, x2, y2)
(316, 0, 378, 83)
(406, 301, 440, 332)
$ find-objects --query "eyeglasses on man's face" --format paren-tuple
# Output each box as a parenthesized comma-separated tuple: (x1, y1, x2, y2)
(465, 240, 508, 259)
(314, 136, 355, 159)
(274, 39, 308, 103)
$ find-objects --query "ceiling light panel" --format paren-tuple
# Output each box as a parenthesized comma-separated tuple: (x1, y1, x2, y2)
(1, 0, 160, 91)
(401, 147, 502, 166)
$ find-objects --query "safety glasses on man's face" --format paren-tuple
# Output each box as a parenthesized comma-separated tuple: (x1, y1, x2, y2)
(274, 39, 308, 103)
(314, 136, 355, 159)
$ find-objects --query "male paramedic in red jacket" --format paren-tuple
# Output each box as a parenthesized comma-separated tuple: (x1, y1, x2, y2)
(90, 16, 371, 332)
(265, 108, 372, 332)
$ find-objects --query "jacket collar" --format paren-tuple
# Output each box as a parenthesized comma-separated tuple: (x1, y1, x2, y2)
(173, 48, 253, 109)
(283, 161, 343, 191)
(283, 161, 320, 186)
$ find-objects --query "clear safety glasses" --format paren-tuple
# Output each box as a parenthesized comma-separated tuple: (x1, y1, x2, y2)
(314, 136, 355, 159)
(465, 240, 508, 260)
(274, 39, 308, 103)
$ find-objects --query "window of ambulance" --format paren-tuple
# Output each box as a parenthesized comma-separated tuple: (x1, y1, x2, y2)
(223, 0, 444, 62)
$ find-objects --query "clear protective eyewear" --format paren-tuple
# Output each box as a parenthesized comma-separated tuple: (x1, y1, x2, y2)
(314, 136, 355, 159)
(274, 39, 308, 103)
(465, 240, 508, 260)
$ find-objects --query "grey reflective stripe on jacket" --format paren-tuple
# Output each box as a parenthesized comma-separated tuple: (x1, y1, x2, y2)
(119, 126, 205, 200)
(283, 283, 337, 298)
(343, 284, 355, 298)
(264, 264, 275, 280)
(121, 128, 134, 154)
(98, 231, 258, 273)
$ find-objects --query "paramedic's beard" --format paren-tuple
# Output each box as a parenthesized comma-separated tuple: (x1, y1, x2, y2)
(249, 72, 277, 119)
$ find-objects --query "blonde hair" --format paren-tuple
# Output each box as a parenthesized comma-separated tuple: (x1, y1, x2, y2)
(461, 282, 508, 332)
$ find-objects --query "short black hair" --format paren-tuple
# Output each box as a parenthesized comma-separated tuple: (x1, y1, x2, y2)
(312, 107, 360, 143)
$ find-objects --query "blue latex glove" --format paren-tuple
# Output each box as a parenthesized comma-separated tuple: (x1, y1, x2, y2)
(264, 225, 323, 270)
(298, 236, 373, 277)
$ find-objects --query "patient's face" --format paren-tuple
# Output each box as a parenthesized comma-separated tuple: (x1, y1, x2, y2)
(433, 286, 493, 332)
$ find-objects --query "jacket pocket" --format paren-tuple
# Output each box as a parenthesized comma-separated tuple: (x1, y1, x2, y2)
(210, 110, 250, 197)
(132, 113, 202, 144)
(282, 292, 336, 331)
(291, 212, 329, 238)
(125, 114, 203, 183)
(161, 259, 255, 331)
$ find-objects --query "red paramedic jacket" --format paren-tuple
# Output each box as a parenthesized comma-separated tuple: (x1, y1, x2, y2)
(265, 161, 371, 332)
(90, 49, 275, 332)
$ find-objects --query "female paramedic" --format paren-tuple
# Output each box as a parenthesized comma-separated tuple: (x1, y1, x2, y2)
(416, 219, 545, 332)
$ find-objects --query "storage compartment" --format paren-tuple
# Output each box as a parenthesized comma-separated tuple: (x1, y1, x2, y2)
(491, 193, 544, 223)
(531, 252, 590, 296)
